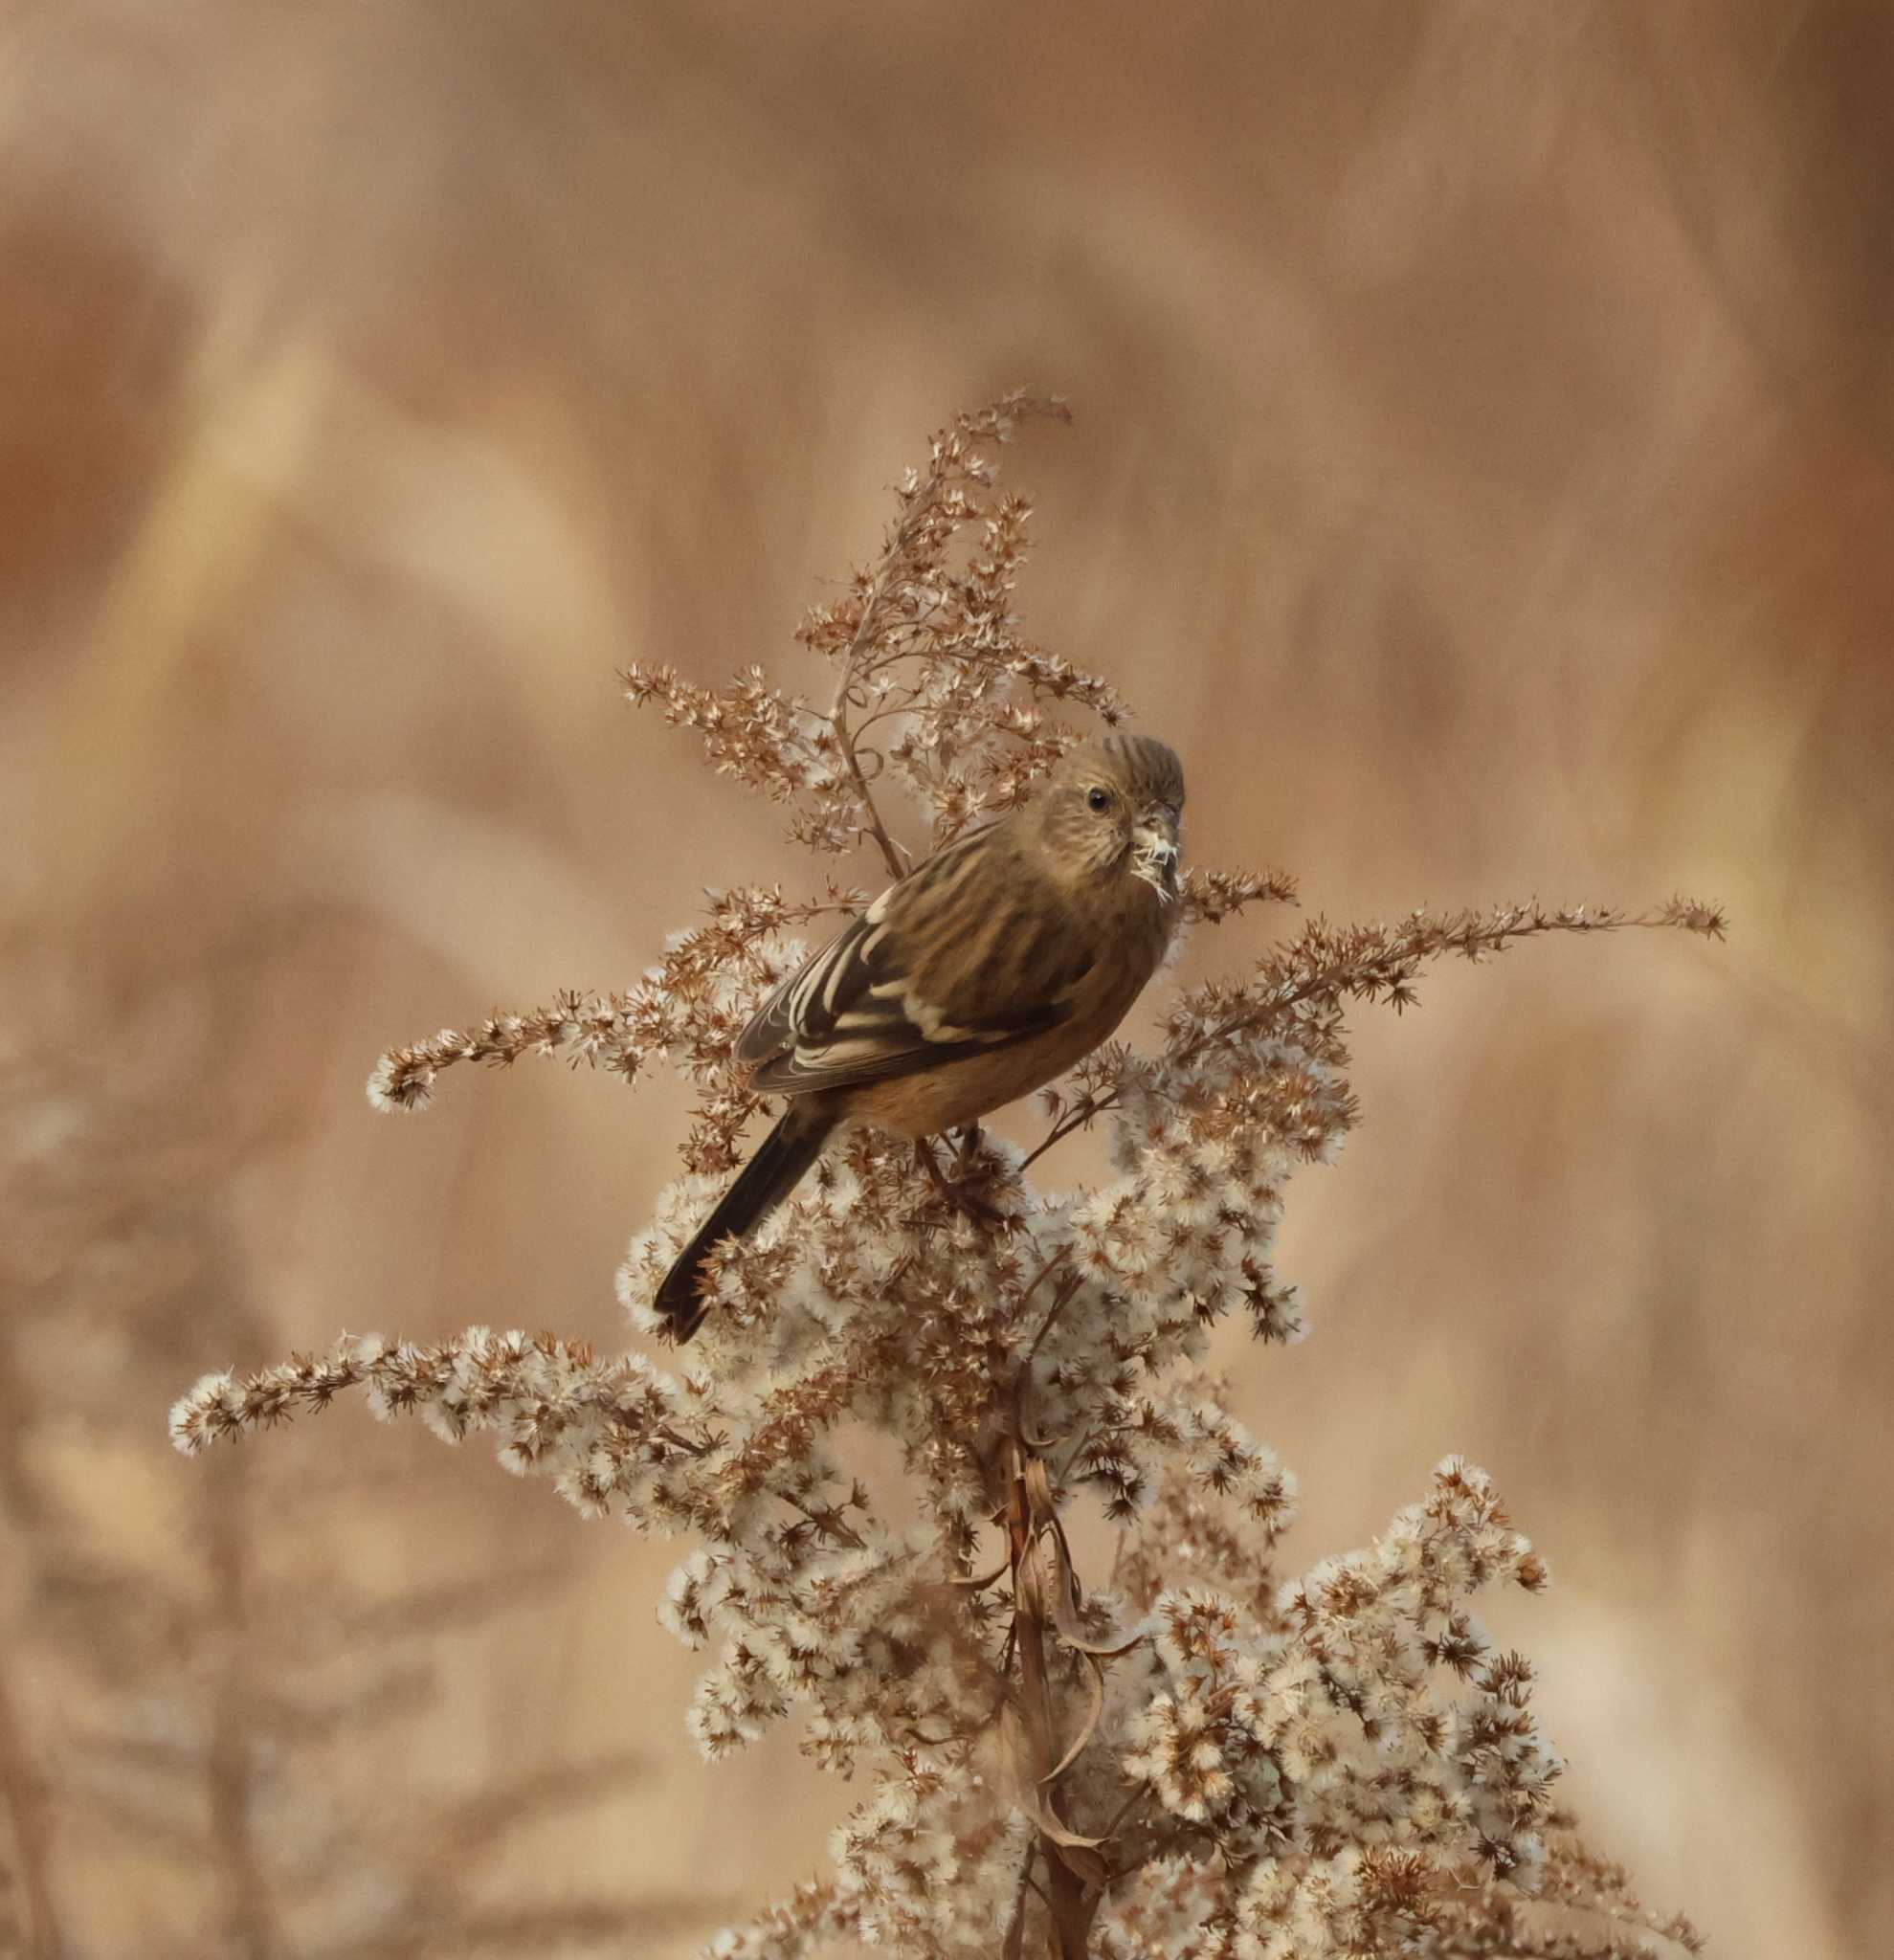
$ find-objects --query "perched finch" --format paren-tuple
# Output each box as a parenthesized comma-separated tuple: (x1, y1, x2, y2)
(657, 734, 1185, 1339)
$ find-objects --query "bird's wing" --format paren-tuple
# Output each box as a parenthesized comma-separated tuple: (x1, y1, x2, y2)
(735, 828, 1085, 1097)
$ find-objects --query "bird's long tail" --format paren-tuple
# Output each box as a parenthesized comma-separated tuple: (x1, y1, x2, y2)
(655, 1107, 836, 1342)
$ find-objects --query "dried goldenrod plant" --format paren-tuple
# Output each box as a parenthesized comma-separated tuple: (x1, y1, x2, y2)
(172, 397, 1718, 1958)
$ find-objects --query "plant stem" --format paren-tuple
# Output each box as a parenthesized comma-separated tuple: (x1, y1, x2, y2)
(1003, 1433, 1098, 1958)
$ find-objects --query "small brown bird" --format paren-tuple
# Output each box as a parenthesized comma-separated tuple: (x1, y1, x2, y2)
(657, 733, 1185, 1339)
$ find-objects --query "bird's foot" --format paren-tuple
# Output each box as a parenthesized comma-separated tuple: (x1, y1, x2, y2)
(915, 1133, 1013, 1234)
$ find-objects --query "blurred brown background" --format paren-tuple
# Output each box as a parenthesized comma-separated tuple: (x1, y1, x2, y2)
(4, 3, 1890, 1954)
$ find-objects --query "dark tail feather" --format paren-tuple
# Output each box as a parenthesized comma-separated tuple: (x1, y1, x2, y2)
(656, 1109, 835, 1342)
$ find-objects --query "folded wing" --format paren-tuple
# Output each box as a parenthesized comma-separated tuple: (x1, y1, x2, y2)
(736, 829, 1084, 1097)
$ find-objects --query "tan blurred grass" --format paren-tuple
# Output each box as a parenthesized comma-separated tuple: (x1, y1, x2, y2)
(3, 3, 1890, 1953)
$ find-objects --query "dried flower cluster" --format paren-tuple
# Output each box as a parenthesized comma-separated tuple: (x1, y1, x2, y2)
(173, 397, 1717, 1957)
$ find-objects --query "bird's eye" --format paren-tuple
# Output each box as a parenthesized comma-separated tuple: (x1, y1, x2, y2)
(1086, 786, 1113, 813)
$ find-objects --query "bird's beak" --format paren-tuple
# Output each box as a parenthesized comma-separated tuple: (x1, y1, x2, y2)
(1129, 806, 1181, 900)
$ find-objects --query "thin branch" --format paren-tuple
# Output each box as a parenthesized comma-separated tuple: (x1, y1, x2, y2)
(831, 689, 910, 881)
(821, 468, 948, 881)
(778, 1488, 868, 1552)
(1020, 899, 1729, 1169)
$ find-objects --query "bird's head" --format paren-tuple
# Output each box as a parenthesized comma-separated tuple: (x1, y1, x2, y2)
(1035, 734, 1185, 901)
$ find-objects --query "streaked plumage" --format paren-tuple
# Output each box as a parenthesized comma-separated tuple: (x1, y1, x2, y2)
(657, 734, 1185, 1339)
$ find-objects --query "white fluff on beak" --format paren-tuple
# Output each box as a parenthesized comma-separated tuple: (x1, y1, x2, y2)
(1130, 813, 1181, 902)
